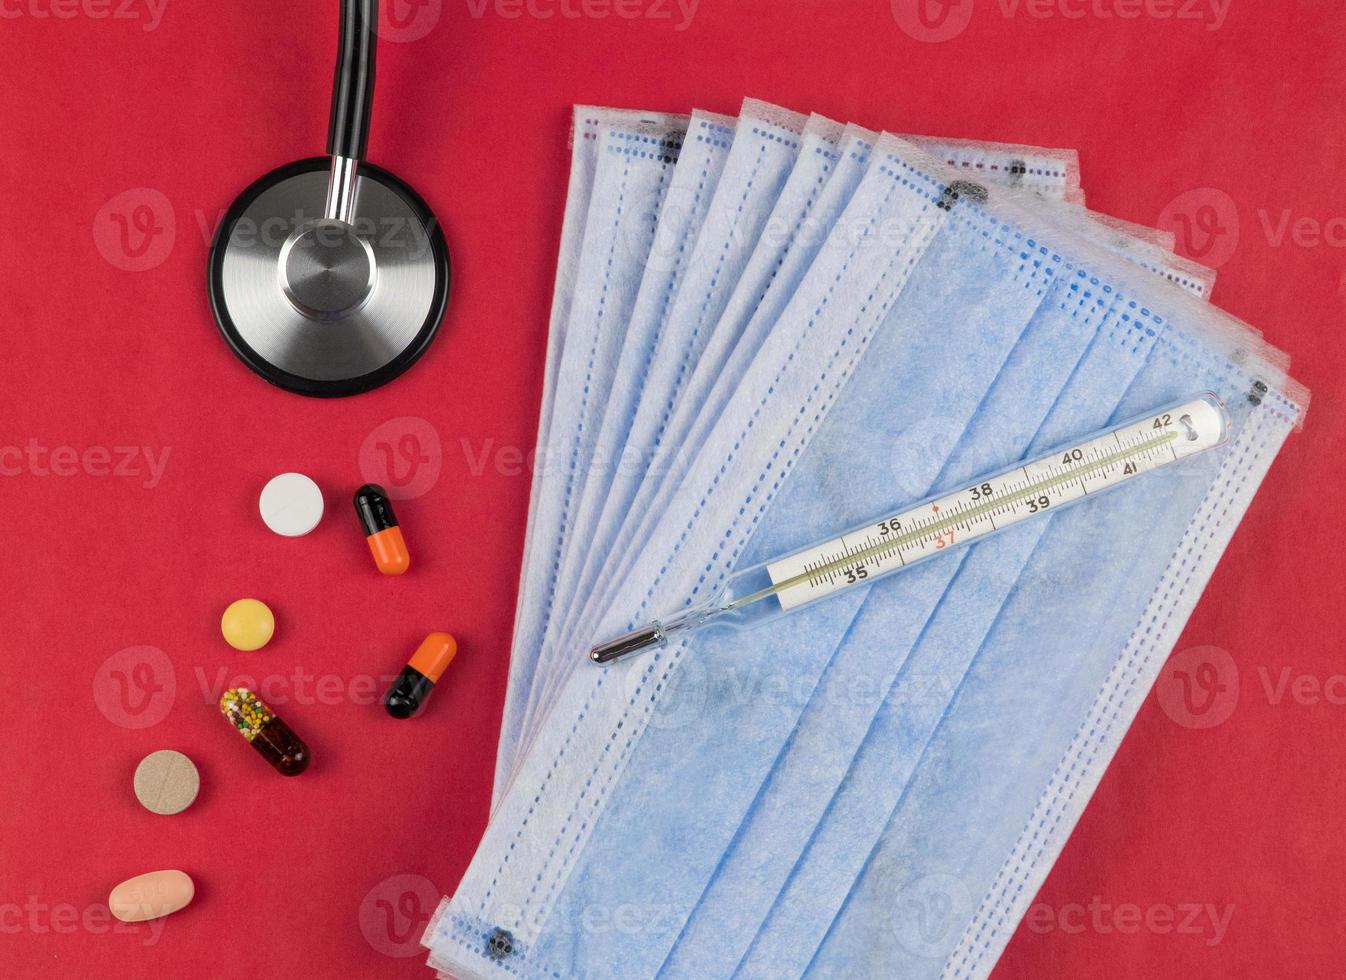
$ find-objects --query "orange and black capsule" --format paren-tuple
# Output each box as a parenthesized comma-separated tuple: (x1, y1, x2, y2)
(355, 484, 410, 575)
(384, 633, 458, 718)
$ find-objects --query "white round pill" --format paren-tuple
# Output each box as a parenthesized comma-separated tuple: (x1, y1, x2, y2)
(259, 473, 324, 537)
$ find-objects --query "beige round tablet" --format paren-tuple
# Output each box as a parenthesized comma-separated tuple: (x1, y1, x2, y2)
(133, 750, 200, 815)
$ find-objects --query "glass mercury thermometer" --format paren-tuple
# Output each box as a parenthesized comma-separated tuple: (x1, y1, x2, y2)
(590, 393, 1230, 665)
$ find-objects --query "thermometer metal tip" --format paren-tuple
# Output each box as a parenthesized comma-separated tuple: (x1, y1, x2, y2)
(590, 625, 665, 665)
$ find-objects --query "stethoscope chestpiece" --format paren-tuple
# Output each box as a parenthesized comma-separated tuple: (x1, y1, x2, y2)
(207, 0, 450, 398)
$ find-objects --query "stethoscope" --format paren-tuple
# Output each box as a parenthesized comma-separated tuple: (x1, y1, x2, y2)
(208, 0, 450, 397)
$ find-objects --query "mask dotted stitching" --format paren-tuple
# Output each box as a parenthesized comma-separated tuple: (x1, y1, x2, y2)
(454, 135, 1302, 974)
(509, 166, 945, 934)
(527, 125, 681, 707)
(946, 402, 1284, 977)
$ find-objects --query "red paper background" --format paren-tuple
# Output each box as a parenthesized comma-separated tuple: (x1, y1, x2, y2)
(2, 1, 1342, 976)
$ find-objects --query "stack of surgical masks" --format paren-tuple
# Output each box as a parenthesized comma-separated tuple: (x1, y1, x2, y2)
(423, 99, 1307, 979)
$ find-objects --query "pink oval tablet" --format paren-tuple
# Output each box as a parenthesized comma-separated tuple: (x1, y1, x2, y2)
(108, 869, 194, 922)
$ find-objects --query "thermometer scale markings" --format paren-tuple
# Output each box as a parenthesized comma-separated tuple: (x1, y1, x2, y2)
(589, 395, 1229, 666)
(763, 413, 1195, 610)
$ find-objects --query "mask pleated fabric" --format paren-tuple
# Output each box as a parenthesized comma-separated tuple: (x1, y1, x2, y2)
(549, 122, 1142, 719)
(658, 139, 1229, 980)
(497, 106, 1090, 797)
(496, 107, 723, 804)
(513, 101, 811, 777)
(660, 204, 1223, 980)
(498, 105, 643, 802)
(450, 114, 1307, 980)
(496, 111, 688, 805)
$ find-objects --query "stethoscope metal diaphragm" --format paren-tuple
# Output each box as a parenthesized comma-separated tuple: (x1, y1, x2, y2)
(207, 0, 449, 398)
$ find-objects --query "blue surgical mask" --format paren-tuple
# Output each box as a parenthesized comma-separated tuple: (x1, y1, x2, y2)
(498, 109, 689, 804)
(451, 129, 1303, 980)
(660, 235, 1196, 980)
(800, 317, 1296, 980)
(655, 140, 1228, 980)
(501, 111, 1093, 791)
(502, 106, 650, 797)
(497, 107, 723, 804)
(674, 216, 1228, 980)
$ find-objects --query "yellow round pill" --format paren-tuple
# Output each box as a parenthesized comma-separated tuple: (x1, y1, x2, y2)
(220, 598, 275, 651)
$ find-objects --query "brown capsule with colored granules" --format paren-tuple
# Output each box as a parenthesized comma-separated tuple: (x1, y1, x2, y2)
(355, 484, 410, 576)
(219, 688, 310, 776)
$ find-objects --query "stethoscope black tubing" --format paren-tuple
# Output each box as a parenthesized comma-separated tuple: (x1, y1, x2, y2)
(329, 0, 377, 162)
